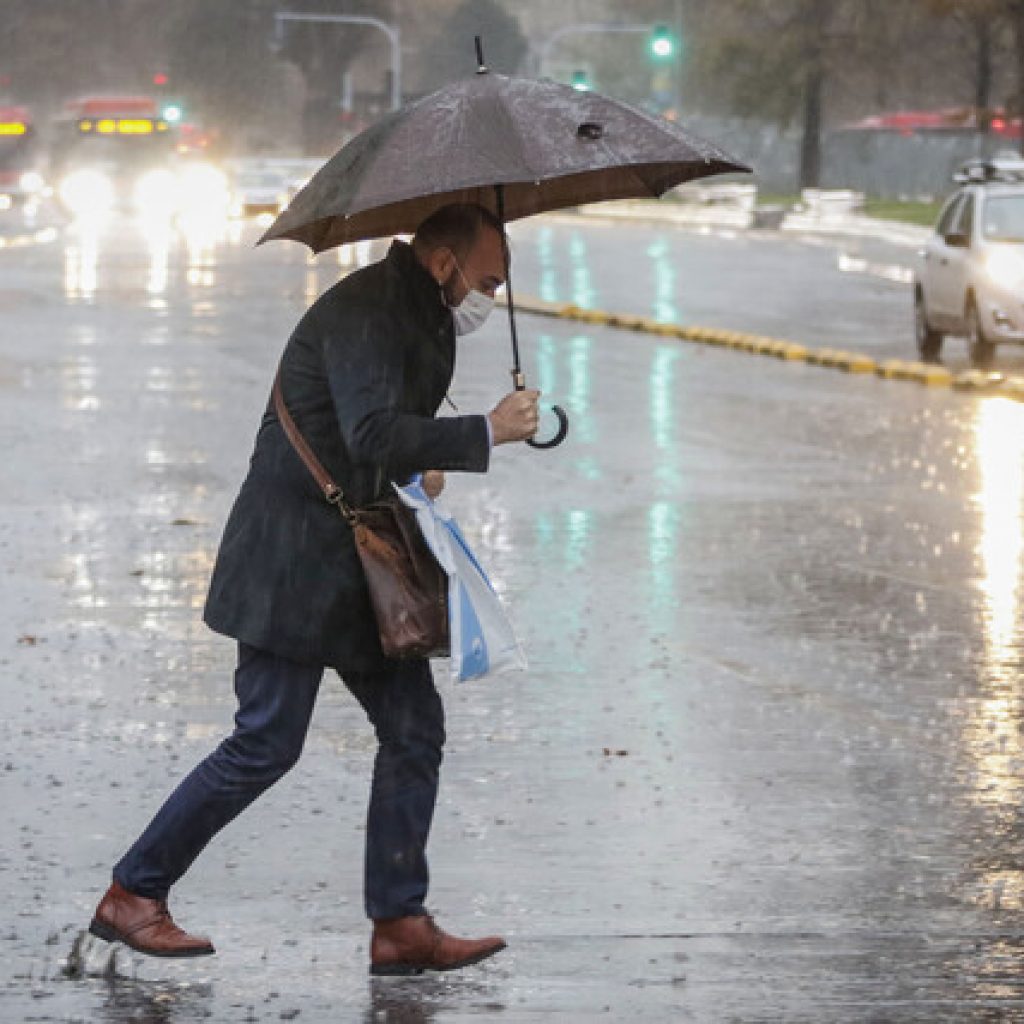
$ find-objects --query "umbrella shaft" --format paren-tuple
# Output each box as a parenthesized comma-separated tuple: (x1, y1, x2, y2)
(495, 184, 524, 388)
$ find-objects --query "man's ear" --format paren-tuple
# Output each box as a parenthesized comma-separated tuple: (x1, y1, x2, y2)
(428, 246, 456, 286)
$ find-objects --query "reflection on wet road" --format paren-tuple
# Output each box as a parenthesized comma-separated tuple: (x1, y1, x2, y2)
(3, 212, 1024, 1020)
(511, 214, 1024, 375)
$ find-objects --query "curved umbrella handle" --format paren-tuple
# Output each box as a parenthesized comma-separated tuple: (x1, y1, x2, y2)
(527, 403, 569, 450)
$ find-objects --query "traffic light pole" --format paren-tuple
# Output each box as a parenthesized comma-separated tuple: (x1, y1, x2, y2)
(274, 11, 402, 112)
(673, 0, 685, 115)
(534, 22, 666, 80)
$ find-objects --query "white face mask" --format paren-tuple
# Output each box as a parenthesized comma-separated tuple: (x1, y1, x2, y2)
(446, 259, 495, 336)
(453, 288, 495, 336)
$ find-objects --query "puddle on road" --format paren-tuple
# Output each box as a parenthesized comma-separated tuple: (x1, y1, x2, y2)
(60, 932, 219, 1022)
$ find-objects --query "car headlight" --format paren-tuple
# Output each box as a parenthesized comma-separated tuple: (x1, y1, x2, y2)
(985, 248, 1024, 291)
(134, 168, 180, 215)
(19, 171, 45, 194)
(59, 169, 115, 215)
(178, 163, 230, 214)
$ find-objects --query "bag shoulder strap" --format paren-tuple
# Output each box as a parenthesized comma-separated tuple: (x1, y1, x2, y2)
(273, 369, 351, 515)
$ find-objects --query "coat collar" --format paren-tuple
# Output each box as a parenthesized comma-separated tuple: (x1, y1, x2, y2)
(385, 239, 451, 334)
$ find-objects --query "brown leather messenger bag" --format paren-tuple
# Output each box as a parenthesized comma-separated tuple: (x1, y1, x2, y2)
(272, 369, 449, 660)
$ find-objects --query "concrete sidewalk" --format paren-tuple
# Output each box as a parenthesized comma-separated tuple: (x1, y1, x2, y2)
(573, 196, 933, 249)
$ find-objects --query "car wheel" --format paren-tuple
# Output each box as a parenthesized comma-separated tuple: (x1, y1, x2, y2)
(966, 297, 996, 369)
(914, 290, 943, 363)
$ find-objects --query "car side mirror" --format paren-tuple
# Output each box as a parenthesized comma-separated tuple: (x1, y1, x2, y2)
(945, 231, 970, 248)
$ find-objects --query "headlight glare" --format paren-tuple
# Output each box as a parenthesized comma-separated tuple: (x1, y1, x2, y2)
(985, 247, 1024, 291)
(134, 168, 180, 215)
(178, 163, 230, 215)
(19, 171, 45, 193)
(59, 170, 115, 215)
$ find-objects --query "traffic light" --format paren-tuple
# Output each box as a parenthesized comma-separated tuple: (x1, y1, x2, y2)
(152, 72, 169, 87)
(650, 25, 675, 61)
(161, 103, 183, 124)
(571, 69, 590, 92)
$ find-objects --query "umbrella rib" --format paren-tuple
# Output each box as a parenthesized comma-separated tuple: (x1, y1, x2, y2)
(493, 81, 541, 186)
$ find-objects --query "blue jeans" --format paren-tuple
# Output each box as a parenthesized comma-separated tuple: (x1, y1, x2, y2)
(113, 642, 445, 920)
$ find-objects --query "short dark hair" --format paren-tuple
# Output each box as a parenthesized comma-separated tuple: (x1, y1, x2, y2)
(413, 203, 507, 263)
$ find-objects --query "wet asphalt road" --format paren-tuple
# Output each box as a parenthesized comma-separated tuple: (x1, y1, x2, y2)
(3, 210, 1024, 1022)
(510, 212, 1024, 375)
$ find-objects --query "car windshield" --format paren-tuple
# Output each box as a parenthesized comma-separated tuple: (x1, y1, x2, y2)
(982, 194, 1024, 243)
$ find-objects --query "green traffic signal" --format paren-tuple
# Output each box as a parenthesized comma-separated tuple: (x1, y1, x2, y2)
(571, 70, 590, 92)
(650, 25, 675, 60)
(161, 104, 183, 124)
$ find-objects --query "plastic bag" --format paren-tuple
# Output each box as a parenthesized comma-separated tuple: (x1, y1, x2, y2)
(394, 478, 527, 682)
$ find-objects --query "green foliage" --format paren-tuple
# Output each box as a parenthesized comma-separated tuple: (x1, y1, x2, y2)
(683, 1, 811, 124)
(698, 31, 809, 126)
(864, 198, 945, 226)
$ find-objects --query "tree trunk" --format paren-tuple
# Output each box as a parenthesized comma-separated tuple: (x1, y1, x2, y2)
(798, 0, 828, 190)
(974, 14, 993, 143)
(799, 64, 823, 189)
(1015, 2, 1024, 145)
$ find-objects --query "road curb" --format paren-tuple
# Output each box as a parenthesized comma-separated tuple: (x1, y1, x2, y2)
(512, 294, 1024, 402)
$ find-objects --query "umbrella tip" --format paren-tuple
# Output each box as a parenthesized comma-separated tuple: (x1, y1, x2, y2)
(474, 35, 488, 75)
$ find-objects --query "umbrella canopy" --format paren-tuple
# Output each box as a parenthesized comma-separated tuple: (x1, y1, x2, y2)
(260, 71, 750, 252)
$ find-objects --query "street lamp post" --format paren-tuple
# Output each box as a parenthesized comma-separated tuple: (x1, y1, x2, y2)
(274, 11, 402, 112)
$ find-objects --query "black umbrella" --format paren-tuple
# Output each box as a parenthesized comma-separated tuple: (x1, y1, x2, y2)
(261, 40, 751, 448)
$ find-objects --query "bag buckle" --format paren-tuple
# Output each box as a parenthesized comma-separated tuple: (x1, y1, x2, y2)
(326, 486, 358, 525)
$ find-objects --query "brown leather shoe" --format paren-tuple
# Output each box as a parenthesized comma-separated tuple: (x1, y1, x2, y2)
(88, 881, 215, 958)
(370, 914, 505, 976)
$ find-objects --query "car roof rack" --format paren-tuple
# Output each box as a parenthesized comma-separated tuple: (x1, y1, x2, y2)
(954, 154, 1024, 183)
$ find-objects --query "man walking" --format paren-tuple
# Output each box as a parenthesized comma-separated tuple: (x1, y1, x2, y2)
(89, 203, 539, 975)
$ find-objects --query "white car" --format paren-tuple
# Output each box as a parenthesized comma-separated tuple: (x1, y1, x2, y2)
(915, 156, 1024, 368)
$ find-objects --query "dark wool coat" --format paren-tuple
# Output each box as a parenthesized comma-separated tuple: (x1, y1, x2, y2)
(203, 241, 491, 671)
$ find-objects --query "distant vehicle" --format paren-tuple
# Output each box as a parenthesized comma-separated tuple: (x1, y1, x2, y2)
(50, 95, 229, 221)
(225, 158, 320, 219)
(914, 154, 1024, 368)
(0, 105, 48, 209)
(846, 106, 1023, 140)
(227, 160, 290, 218)
(51, 95, 179, 215)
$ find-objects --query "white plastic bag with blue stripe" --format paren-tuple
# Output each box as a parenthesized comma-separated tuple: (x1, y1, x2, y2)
(394, 478, 527, 682)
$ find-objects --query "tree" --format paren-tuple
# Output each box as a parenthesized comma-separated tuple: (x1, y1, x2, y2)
(680, 0, 1019, 188)
(275, 0, 394, 151)
(0, 1, 102, 111)
(685, 0, 841, 188)
(1005, 0, 1024, 127)
(0, 0, 183, 112)
(417, 0, 528, 94)
(166, 0, 301, 152)
(917, 0, 1010, 134)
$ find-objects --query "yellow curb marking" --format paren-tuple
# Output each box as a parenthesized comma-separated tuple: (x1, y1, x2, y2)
(508, 293, 1024, 403)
